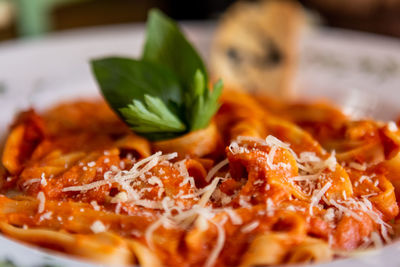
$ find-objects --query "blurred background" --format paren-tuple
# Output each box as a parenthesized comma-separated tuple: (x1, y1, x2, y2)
(1, 0, 400, 42)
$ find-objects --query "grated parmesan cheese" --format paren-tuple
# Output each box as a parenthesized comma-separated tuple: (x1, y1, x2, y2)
(328, 199, 363, 221)
(23, 178, 40, 187)
(299, 152, 321, 163)
(388, 121, 398, 132)
(253, 180, 263, 185)
(198, 178, 221, 208)
(324, 151, 337, 172)
(196, 215, 210, 231)
(239, 196, 251, 209)
(40, 173, 47, 186)
(349, 162, 367, 171)
(87, 161, 96, 167)
(266, 198, 275, 216)
(157, 188, 165, 198)
(241, 221, 259, 233)
(359, 175, 371, 184)
(370, 231, 383, 248)
(205, 159, 229, 183)
(224, 209, 242, 225)
(37, 191, 45, 213)
(62, 152, 177, 194)
(39, 211, 52, 221)
(90, 200, 100, 211)
(309, 181, 332, 215)
(324, 208, 335, 222)
(111, 191, 128, 203)
(148, 176, 164, 187)
(90, 220, 106, 233)
(204, 217, 228, 267)
(212, 189, 233, 206)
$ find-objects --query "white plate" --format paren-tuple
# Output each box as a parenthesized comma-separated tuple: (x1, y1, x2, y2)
(1, 22, 400, 267)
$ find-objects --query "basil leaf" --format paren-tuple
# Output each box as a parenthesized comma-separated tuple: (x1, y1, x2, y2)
(189, 79, 223, 130)
(142, 9, 208, 90)
(91, 57, 182, 114)
(120, 95, 186, 140)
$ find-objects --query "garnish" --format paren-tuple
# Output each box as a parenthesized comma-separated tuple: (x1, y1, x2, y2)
(91, 9, 223, 140)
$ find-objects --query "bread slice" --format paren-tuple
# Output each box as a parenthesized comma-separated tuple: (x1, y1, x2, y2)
(210, 0, 304, 98)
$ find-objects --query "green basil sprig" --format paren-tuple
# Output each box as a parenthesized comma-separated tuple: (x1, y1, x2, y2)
(91, 9, 222, 141)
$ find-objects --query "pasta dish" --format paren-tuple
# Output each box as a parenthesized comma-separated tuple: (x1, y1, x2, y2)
(1, 8, 400, 267)
(1, 89, 400, 266)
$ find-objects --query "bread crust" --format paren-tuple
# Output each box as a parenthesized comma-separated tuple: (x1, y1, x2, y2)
(210, 0, 304, 98)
